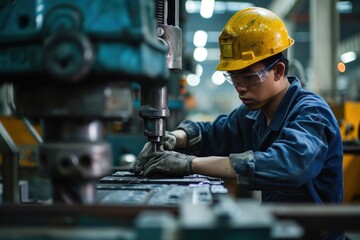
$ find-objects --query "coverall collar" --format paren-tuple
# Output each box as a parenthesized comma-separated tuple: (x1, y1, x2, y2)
(245, 77, 302, 131)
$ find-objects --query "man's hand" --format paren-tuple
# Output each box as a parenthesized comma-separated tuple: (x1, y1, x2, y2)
(130, 131, 179, 175)
(143, 151, 195, 178)
(130, 142, 152, 174)
(163, 131, 177, 150)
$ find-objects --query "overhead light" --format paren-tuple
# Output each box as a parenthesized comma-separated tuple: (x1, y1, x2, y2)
(193, 47, 208, 62)
(186, 74, 201, 87)
(200, 0, 215, 19)
(185, 0, 198, 13)
(193, 30, 208, 47)
(336, 1, 352, 14)
(211, 71, 226, 85)
(89, 121, 100, 141)
(185, 1, 254, 14)
(340, 51, 357, 63)
(196, 64, 203, 76)
(226, 2, 254, 11)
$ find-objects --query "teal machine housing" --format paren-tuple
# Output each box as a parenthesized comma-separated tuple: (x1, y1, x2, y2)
(0, 0, 170, 204)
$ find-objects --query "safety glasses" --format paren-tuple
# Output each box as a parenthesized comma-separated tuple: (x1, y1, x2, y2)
(223, 58, 282, 87)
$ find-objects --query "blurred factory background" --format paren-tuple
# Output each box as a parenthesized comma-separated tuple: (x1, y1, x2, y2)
(0, 0, 359, 239)
(181, 0, 360, 118)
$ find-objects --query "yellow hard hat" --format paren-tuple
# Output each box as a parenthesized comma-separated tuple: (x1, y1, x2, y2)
(216, 7, 294, 71)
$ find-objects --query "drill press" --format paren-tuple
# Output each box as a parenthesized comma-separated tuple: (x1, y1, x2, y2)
(0, 0, 175, 204)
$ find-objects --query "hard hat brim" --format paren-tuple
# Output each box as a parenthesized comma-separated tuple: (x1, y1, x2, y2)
(216, 39, 294, 72)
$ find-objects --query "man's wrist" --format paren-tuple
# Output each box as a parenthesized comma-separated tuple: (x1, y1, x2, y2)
(172, 129, 187, 149)
(187, 156, 196, 175)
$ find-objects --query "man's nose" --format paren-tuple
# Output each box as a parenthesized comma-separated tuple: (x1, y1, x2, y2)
(235, 84, 248, 92)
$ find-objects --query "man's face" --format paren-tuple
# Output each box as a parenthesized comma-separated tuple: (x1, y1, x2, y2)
(229, 62, 278, 110)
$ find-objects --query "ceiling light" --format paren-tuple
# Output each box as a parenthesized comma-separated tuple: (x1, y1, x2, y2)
(185, 0, 198, 13)
(340, 51, 357, 63)
(211, 71, 226, 85)
(196, 64, 203, 76)
(193, 30, 208, 47)
(200, 0, 215, 19)
(336, 1, 352, 14)
(186, 74, 201, 87)
(226, 2, 254, 11)
(193, 47, 208, 62)
(186, 1, 254, 14)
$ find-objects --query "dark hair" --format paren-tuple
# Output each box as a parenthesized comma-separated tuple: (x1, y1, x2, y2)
(259, 51, 289, 75)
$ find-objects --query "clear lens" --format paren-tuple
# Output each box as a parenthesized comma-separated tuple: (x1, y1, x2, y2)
(223, 72, 263, 87)
(224, 57, 282, 87)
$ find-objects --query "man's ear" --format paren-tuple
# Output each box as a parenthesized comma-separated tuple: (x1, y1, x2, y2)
(274, 62, 285, 81)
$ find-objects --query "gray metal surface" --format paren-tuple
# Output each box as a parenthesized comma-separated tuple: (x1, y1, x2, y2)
(96, 171, 227, 205)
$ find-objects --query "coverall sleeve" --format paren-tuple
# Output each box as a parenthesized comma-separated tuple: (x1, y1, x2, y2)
(229, 104, 341, 190)
(177, 107, 247, 156)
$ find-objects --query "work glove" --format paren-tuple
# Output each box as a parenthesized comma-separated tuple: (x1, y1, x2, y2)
(130, 131, 178, 175)
(162, 131, 177, 151)
(143, 151, 195, 178)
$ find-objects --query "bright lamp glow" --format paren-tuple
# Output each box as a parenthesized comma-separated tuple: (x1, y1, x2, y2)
(186, 74, 201, 87)
(193, 30, 208, 47)
(186, 1, 255, 14)
(200, 0, 215, 19)
(337, 62, 346, 73)
(196, 64, 203, 76)
(336, 1, 352, 13)
(89, 121, 99, 141)
(185, 0, 197, 13)
(340, 51, 357, 63)
(211, 71, 226, 85)
(193, 47, 208, 62)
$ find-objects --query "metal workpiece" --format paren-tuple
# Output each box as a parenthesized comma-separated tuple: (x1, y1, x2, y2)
(97, 171, 227, 205)
(100, 175, 220, 186)
(96, 184, 213, 206)
(103, 171, 226, 186)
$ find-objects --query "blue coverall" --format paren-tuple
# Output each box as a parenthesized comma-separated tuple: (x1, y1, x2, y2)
(177, 77, 344, 239)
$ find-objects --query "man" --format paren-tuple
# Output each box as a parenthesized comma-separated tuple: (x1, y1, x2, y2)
(132, 7, 344, 239)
